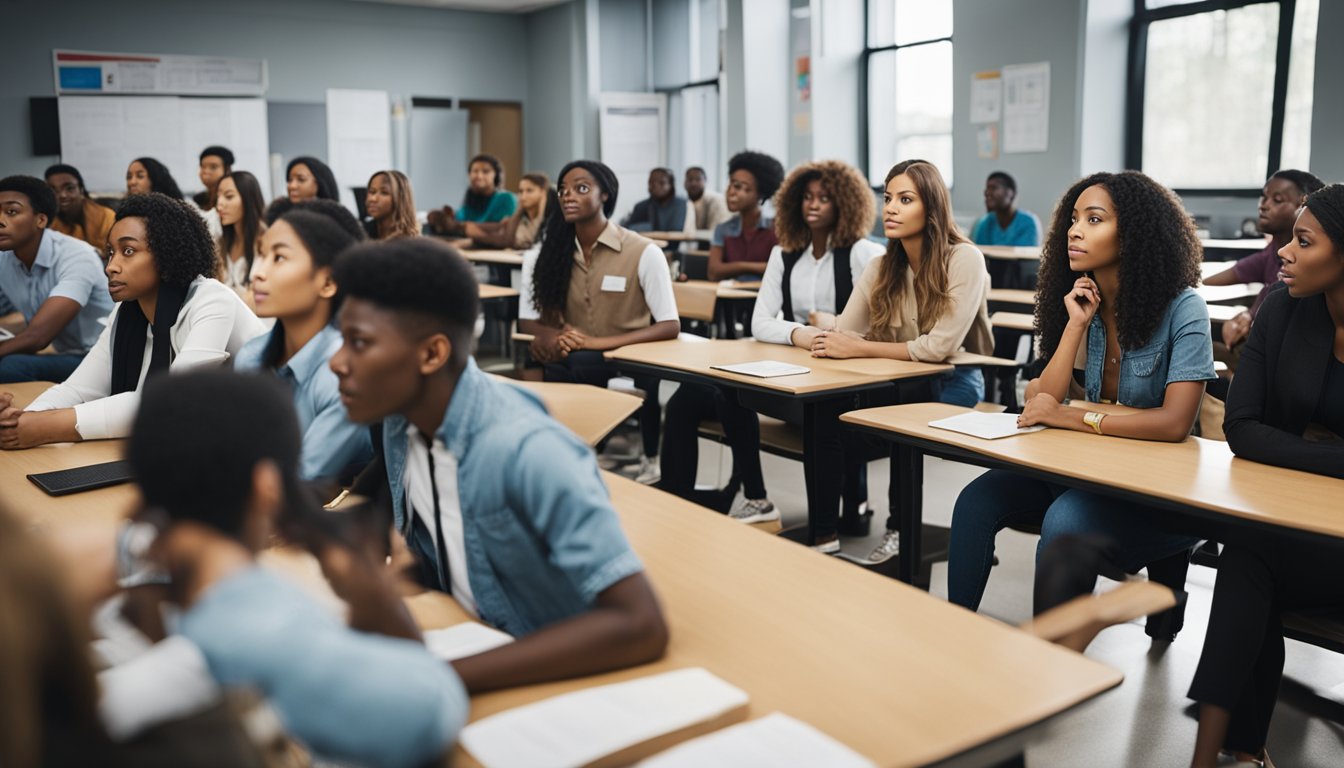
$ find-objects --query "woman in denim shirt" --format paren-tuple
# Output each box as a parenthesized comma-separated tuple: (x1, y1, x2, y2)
(946, 171, 1215, 612)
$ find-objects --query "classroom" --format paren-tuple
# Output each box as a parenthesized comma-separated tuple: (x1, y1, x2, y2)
(1, 0, 1341, 765)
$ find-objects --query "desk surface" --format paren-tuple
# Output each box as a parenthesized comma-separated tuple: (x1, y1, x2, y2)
(1197, 282, 1263, 304)
(462, 249, 524, 267)
(980, 245, 1041, 261)
(987, 288, 1036, 305)
(606, 338, 951, 396)
(477, 284, 519, 301)
(495, 378, 641, 446)
(644, 229, 713, 242)
(422, 474, 1122, 767)
(841, 402, 1344, 540)
(678, 279, 761, 300)
(1201, 237, 1267, 252)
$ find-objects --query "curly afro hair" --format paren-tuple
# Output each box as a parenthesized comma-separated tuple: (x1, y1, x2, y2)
(1035, 171, 1201, 356)
(728, 150, 785, 204)
(114, 192, 218, 289)
(773, 160, 875, 252)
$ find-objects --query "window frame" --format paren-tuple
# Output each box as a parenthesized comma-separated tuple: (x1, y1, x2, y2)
(859, 1, 954, 185)
(1125, 0, 1299, 197)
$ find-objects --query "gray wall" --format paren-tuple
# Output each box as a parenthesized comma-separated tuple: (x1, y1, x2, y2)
(525, 0, 600, 178)
(2, 0, 527, 179)
(600, 0, 650, 92)
(1307, 0, 1344, 183)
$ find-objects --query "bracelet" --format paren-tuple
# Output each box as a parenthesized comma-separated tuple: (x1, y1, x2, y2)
(1083, 411, 1106, 435)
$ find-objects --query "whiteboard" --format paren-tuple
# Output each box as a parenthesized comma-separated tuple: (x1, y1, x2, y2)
(57, 96, 272, 199)
(599, 92, 667, 224)
(410, 105, 469, 211)
(326, 89, 391, 208)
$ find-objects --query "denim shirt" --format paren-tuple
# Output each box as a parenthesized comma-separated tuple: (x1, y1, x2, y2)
(383, 359, 644, 637)
(1078, 287, 1215, 407)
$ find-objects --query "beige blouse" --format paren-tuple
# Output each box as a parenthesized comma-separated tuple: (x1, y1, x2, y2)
(837, 241, 993, 362)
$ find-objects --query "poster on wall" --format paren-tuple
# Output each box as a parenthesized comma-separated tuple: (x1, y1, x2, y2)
(1002, 62, 1050, 154)
(326, 89, 391, 208)
(976, 125, 999, 160)
(53, 50, 267, 96)
(970, 71, 1002, 124)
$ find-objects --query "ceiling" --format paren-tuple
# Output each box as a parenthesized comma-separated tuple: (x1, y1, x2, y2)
(350, 0, 572, 13)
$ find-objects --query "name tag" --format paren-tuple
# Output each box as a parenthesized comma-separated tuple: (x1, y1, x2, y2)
(601, 275, 627, 292)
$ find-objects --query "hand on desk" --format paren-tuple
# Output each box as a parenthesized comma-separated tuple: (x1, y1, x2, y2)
(1018, 392, 1066, 429)
(1220, 310, 1252, 348)
(0, 407, 80, 450)
(810, 329, 866, 359)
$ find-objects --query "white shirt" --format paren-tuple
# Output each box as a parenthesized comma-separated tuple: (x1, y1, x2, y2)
(219, 252, 250, 291)
(517, 241, 679, 324)
(29, 276, 266, 440)
(751, 238, 885, 344)
(403, 427, 477, 617)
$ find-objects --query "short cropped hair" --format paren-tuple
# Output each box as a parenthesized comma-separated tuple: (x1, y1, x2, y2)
(44, 164, 87, 193)
(1270, 169, 1325, 198)
(265, 198, 366, 242)
(987, 171, 1017, 193)
(0, 175, 58, 221)
(199, 145, 235, 167)
(129, 370, 304, 539)
(333, 238, 479, 358)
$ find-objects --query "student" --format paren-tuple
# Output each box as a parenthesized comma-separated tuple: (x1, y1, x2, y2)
(127, 157, 222, 239)
(0, 193, 264, 449)
(45, 163, 116, 251)
(192, 145, 234, 211)
(1188, 184, 1344, 768)
(0, 176, 114, 383)
(330, 237, 669, 692)
(235, 204, 371, 481)
(1203, 169, 1325, 350)
(286, 156, 341, 203)
(808, 159, 993, 558)
(658, 160, 882, 521)
(708, 151, 785, 281)
(459, 153, 518, 223)
(214, 170, 266, 297)
(969, 171, 1042, 289)
(463, 171, 556, 250)
(945, 170, 1215, 611)
(518, 160, 679, 484)
(364, 170, 419, 240)
(128, 369, 467, 766)
(685, 165, 731, 232)
(623, 167, 695, 234)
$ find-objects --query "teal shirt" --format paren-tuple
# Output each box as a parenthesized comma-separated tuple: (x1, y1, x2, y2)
(971, 210, 1042, 247)
(458, 190, 517, 223)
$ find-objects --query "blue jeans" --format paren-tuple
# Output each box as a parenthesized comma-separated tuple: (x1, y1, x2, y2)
(946, 469, 1199, 611)
(932, 366, 984, 408)
(0, 353, 85, 384)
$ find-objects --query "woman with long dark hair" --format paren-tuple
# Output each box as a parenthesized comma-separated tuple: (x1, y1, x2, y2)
(286, 156, 341, 203)
(214, 170, 266, 299)
(363, 170, 419, 240)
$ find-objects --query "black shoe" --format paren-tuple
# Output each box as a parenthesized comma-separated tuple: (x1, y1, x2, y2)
(837, 504, 873, 537)
(1145, 589, 1189, 642)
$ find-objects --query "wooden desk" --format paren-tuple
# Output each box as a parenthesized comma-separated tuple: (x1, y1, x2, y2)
(463, 249, 524, 267)
(644, 229, 713, 242)
(477, 284, 519, 301)
(496, 378, 642, 447)
(980, 245, 1041, 261)
(987, 288, 1035, 307)
(991, 311, 1034, 332)
(437, 475, 1122, 767)
(842, 403, 1344, 559)
(1205, 303, 1248, 324)
(1197, 282, 1263, 305)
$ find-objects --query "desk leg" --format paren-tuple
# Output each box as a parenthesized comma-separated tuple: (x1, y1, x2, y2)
(800, 400, 825, 545)
(894, 442, 925, 585)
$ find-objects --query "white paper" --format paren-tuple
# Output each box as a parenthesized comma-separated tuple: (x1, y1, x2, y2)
(327, 89, 391, 206)
(928, 412, 1045, 440)
(423, 622, 514, 662)
(1002, 62, 1050, 154)
(460, 668, 749, 768)
(639, 713, 875, 768)
(710, 361, 811, 378)
(970, 72, 1002, 124)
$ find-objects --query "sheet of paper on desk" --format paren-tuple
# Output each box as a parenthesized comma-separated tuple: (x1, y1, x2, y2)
(423, 622, 514, 661)
(711, 360, 811, 378)
(460, 668, 749, 768)
(637, 712, 875, 768)
(929, 412, 1046, 440)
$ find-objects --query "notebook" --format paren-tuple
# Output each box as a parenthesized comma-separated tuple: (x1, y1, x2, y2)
(27, 460, 135, 496)
(638, 713, 875, 768)
(423, 623, 514, 661)
(928, 412, 1046, 440)
(710, 360, 810, 378)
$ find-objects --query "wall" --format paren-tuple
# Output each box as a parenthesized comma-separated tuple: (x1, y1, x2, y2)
(723, 0, 789, 162)
(1307, 0, 1344, 183)
(2, 0, 528, 179)
(525, 0, 599, 177)
(600, 0, 650, 91)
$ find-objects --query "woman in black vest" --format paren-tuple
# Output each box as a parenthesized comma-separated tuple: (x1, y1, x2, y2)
(657, 160, 880, 538)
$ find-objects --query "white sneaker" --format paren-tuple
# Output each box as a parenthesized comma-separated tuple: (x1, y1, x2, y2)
(729, 498, 779, 524)
(810, 534, 841, 555)
(865, 530, 900, 564)
(634, 456, 661, 485)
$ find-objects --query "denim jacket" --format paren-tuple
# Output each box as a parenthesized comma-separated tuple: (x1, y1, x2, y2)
(383, 359, 643, 637)
(1077, 287, 1216, 407)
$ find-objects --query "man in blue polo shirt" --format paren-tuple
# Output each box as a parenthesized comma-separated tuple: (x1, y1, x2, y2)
(0, 175, 114, 383)
(970, 171, 1042, 288)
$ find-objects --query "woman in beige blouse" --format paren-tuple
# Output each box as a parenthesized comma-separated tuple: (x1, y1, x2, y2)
(466, 172, 556, 250)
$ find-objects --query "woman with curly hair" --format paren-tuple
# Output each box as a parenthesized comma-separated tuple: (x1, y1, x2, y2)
(0, 193, 264, 449)
(657, 160, 883, 521)
(708, 150, 786, 280)
(517, 160, 679, 483)
(1187, 184, 1344, 768)
(945, 170, 1216, 611)
(363, 170, 419, 240)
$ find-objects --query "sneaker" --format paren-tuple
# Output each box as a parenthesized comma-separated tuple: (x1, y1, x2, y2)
(865, 530, 900, 564)
(810, 534, 841, 555)
(729, 498, 779, 524)
(633, 456, 661, 485)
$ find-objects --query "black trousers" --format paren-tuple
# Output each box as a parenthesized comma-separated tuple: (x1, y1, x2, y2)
(1187, 535, 1344, 754)
(659, 382, 767, 509)
(544, 351, 661, 457)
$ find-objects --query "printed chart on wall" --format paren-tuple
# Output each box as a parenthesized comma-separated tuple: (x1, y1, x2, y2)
(971, 70, 1002, 159)
(1002, 62, 1050, 154)
(53, 50, 267, 96)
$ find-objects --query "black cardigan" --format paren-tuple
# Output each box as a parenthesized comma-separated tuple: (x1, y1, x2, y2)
(1223, 284, 1344, 478)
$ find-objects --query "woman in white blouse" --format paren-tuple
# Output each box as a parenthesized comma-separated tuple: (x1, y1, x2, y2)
(214, 171, 267, 305)
(0, 193, 264, 448)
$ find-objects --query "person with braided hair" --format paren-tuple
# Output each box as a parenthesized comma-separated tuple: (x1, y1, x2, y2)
(946, 171, 1216, 611)
(517, 160, 679, 483)
(1188, 184, 1344, 768)
(0, 193, 264, 449)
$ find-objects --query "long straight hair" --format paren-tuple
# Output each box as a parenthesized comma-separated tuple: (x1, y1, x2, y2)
(217, 171, 266, 283)
(367, 170, 419, 240)
(868, 159, 966, 340)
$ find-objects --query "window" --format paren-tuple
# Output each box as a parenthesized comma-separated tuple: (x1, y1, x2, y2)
(863, 0, 954, 186)
(1128, 0, 1318, 192)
